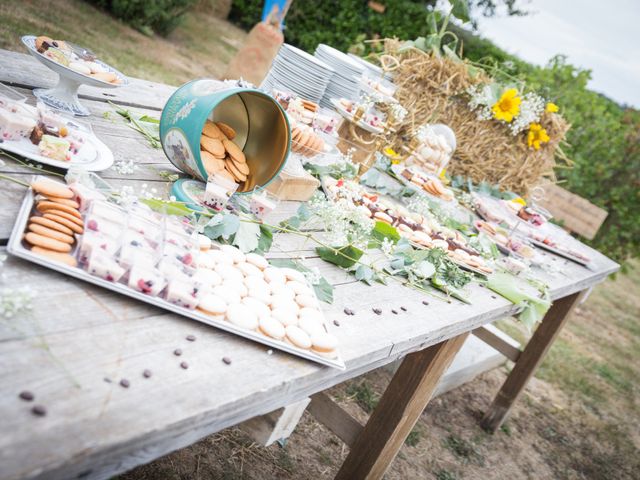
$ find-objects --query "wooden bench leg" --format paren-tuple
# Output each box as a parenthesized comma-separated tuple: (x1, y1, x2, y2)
(481, 291, 583, 432)
(335, 333, 469, 480)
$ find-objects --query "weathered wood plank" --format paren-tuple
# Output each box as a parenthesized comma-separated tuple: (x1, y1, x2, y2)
(536, 183, 608, 240)
(481, 291, 584, 432)
(472, 324, 521, 362)
(0, 49, 175, 110)
(308, 392, 363, 446)
(239, 397, 311, 447)
(335, 333, 469, 480)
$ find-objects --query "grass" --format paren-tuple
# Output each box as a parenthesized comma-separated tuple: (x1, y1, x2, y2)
(346, 381, 379, 414)
(0, 0, 246, 85)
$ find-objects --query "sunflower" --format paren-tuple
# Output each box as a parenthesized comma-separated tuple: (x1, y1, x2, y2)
(527, 123, 550, 150)
(492, 88, 521, 122)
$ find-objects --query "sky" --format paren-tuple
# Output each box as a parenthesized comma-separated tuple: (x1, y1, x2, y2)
(474, 0, 640, 107)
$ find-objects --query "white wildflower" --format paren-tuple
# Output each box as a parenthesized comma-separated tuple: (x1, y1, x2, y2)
(0, 287, 34, 319)
(508, 92, 545, 135)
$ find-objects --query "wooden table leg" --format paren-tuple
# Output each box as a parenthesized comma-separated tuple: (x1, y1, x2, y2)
(335, 333, 469, 480)
(481, 291, 583, 432)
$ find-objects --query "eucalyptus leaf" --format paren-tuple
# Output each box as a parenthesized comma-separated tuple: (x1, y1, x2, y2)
(204, 213, 240, 240)
(355, 264, 374, 283)
(371, 221, 400, 244)
(255, 224, 273, 254)
(316, 245, 364, 268)
(140, 198, 194, 216)
(233, 221, 260, 253)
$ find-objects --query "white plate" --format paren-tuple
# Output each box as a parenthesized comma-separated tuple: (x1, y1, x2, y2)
(0, 121, 113, 171)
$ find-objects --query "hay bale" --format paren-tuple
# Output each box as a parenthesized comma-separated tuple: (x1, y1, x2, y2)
(382, 40, 569, 194)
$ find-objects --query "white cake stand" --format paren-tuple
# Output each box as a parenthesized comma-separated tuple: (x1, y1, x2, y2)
(21, 35, 128, 117)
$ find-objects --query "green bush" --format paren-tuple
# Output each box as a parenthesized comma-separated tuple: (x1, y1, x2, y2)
(229, 0, 437, 53)
(85, 0, 197, 36)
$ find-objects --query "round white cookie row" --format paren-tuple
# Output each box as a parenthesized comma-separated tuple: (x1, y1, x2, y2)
(193, 243, 338, 358)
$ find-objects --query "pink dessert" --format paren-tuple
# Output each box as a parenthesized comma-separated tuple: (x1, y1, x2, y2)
(165, 278, 200, 309)
(127, 263, 166, 296)
(86, 250, 125, 282)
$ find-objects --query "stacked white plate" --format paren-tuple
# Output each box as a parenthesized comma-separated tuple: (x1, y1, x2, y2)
(314, 44, 366, 107)
(348, 53, 395, 82)
(261, 44, 335, 104)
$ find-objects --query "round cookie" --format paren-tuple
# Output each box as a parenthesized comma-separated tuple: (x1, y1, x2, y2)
(231, 159, 250, 176)
(29, 216, 73, 235)
(270, 295, 298, 311)
(42, 213, 83, 234)
(222, 139, 245, 164)
(215, 122, 236, 140)
(310, 331, 338, 358)
(281, 268, 307, 283)
(222, 279, 248, 298)
(201, 150, 225, 175)
(238, 262, 262, 278)
(36, 201, 81, 219)
(207, 248, 233, 265)
(226, 304, 258, 330)
(28, 223, 74, 244)
(258, 316, 285, 340)
(42, 196, 80, 209)
(202, 121, 225, 140)
(212, 285, 241, 305)
(197, 294, 227, 315)
(285, 325, 312, 349)
(264, 267, 287, 284)
(25, 232, 72, 253)
(193, 268, 222, 288)
(244, 276, 270, 294)
(242, 297, 271, 320)
(225, 160, 247, 182)
(198, 234, 212, 251)
(31, 178, 74, 199)
(287, 280, 312, 295)
(215, 264, 244, 283)
(269, 288, 296, 303)
(217, 168, 236, 183)
(298, 307, 324, 323)
(219, 245, 245, 263)
(201, 136, 225, 157)
(43, 209, 83, 227)
(245, 253, 269, 270)
(271, 307, 299, 326)
(247, 287, 271, 305)
(31, 246, 77, 267)
(298, 315, 325, 337)
(295, 294, 319, 308)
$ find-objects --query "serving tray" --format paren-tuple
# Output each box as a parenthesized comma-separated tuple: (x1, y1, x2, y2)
(8, 187, 345, 370)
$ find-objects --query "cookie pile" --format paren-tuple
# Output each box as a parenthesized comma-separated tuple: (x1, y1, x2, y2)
(195, 243, 339, 359)
(401, 167, 454, 201)
(200, 121, 250, 185)
(25, 178, 83, 267)
(291, 125, 325, 157)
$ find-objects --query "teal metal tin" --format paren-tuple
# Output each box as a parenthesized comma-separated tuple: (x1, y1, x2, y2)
(160, 79, 290, 193)
(171, 178, 206, 212)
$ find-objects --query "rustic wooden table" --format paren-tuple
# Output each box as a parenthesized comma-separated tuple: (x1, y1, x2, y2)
(0, 50, 619, 480)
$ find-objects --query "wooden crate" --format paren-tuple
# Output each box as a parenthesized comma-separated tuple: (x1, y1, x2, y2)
(536, 183, 608, 240)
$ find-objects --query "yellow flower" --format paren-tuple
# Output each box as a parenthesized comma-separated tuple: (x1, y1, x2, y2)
(384, 147, 401, 164)
(492, 88, 521, 122)
(546, 102, 559, 113)
(511, 197, 527, 206)
(527, 123, 550, 150)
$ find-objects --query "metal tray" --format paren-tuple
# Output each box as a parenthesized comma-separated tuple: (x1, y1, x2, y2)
(529, 238, 591, 268)
(7, 188, 345, 370)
